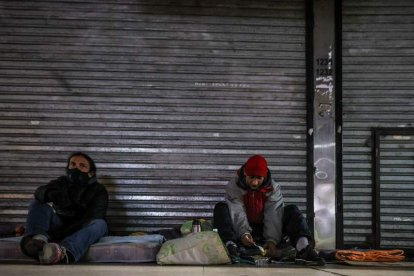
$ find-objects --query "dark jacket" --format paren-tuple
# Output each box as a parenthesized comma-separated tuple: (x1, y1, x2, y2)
(35, 175, 108, 241)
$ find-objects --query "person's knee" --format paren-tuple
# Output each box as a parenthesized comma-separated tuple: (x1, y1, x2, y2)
(213, 202, 231, 228)
(283, 204, 304, 224)
(214, 202, 230, 216)
(284, 204, 301, 216)
(29, 199, 44, 207)
(88, 218, 107, 228)
(29, 199, 53, 212)
(87, 219, 108, 235)
(214, 202, 228, 211)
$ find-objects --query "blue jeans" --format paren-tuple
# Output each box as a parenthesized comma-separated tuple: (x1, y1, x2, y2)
(23, 200, 108, 262)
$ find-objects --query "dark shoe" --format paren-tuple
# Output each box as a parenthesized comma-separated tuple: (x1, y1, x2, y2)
(295, 245, 326, 266)
(39, 243, 69, 265)
(20, 236, 46, 259)
(273, 246, 297, 262)
(227, 243, 240, 257)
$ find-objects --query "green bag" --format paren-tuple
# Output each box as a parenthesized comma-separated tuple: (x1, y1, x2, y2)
(156, 231, 231, 265)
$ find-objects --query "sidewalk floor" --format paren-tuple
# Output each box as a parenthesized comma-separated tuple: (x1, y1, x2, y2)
(2, 263, 414, 276)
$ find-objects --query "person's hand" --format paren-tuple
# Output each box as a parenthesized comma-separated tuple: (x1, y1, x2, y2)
(263, 241, 281, 258)
(241, 233, 255, 247)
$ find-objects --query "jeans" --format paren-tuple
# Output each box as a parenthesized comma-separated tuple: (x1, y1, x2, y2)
(23, 200, 108, 262)
(213, 202, 312, 247)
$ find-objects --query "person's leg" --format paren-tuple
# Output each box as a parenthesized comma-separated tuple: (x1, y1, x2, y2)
(282, 204, 312, 248)
(57, 219, 108, 262)
(213, 202, 237, 244)
(213, 202, 241, 259)
(20, 200, 63, 259)
(23, 200, 63, 238)
(282, 204, 325, 266)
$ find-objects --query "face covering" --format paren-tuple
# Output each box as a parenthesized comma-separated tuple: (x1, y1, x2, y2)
(66, 168, 91, 186)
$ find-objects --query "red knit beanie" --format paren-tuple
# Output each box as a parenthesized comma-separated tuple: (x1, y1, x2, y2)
(244, 155, 268, 177)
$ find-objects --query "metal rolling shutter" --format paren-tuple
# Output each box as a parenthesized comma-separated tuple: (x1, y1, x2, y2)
(342, 0, 414, 247)
(378, 132, 414, 249)
(0, 0, 307, 234)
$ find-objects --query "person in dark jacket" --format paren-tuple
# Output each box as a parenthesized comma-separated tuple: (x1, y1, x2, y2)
(20, 152, 108, 264)
(213, 155, 325, 266)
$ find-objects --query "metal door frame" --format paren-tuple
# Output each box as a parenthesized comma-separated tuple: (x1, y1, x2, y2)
(372, 127, 414, 252)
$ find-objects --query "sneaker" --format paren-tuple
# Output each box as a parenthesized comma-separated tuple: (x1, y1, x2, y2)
(20, 236, 46, 259)
(295, 245, 326, 266)
(39, 243, 69, 265)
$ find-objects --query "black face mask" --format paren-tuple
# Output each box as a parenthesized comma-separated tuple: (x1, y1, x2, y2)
(66, 168, 91, 186)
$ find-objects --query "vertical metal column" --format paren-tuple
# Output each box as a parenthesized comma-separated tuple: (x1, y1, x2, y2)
(312, 0, 336, 249)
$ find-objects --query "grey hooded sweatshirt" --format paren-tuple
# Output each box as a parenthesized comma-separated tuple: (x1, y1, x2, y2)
(224, 167, 285, 244)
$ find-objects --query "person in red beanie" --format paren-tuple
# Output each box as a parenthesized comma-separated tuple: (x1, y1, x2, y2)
(213, 155, 325, 266)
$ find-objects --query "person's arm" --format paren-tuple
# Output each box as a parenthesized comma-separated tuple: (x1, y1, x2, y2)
(225, 177, 251, 239)
(49, 185, 108, 240)
(263, 180, 284, 244)
(86, 184, 109, 220)
(34, 176, 71, 207)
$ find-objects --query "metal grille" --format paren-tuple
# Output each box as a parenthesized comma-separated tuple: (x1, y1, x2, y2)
(0, 0, 307, 234)
(374, 131, 414, 249)
(342, 0, 414, 247)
